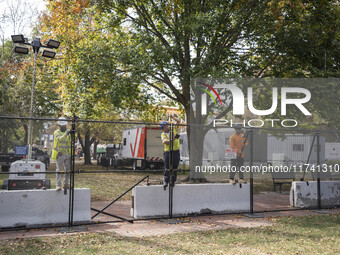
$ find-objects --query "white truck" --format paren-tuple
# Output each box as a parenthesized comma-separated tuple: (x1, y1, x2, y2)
(121, 126, 164, 170)
(2, 159, 50, 190)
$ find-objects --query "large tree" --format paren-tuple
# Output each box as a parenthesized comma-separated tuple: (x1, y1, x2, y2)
(94, 0, 339, 117)
(39, 0, 153, 164)
(93, 0, 339, 179)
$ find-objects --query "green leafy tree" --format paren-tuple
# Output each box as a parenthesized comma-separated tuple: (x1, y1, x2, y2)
(93, 0, 340, 180)
(39, 0, 152, 164)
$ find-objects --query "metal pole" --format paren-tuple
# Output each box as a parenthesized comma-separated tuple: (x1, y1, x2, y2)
(316, 132, 321, 210)
(71, 117, 76, 226)
(301, 133, 317, 181)
(68, 117, 76, 227)
(249, 128, 254, 214)
(169, 123, 173, 219)
(27, 51, 38, 160)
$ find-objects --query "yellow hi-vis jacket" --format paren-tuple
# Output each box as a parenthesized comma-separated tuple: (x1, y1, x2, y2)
(51, 129, 71, 160)
(161, 129, 180, 152)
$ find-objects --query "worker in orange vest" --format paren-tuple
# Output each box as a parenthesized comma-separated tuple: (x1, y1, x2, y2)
(229, 124, 248, 184)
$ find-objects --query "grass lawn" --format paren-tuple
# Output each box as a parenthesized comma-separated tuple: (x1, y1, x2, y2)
(1, 161, 311, 201)
(0, 162, 165, 201)
(0, 214, 339, 255)
(2, 161, 336, 201)
(60, 162, 296, 200)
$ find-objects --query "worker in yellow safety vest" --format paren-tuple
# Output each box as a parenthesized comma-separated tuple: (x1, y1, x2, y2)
(51, 117, 71, 191)
(160, 115, 181, 190)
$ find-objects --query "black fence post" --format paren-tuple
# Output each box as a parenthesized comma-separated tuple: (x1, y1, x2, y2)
(316, 131, 321, 210)
(169, 122, 173, 219)
(301, 133, 317, 181)
(249, 128, 254, 214)
(68, 116, 76, 227)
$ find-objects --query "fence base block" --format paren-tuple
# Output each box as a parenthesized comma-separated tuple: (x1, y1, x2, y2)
(131, 183, 250, 219)
(290, 181, 340, 208)
(0, 188, 91, 228)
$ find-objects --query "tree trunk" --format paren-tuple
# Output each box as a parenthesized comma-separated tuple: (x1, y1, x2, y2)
(78, 129, 95, 165)
(183, 103, 209, 183)
(189, 122, 209, 183)
(92, 139, 98, 160)
(23, 123, 28, 145)
(83, 129, 92, 165)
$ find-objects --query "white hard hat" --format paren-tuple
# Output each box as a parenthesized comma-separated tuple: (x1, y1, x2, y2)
(57, 117, 68, 126)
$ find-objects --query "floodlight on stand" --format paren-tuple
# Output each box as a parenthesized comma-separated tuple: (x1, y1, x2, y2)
(46, 39, 60, 49)
(14, 46, 29, 54)
(32, 38, 41, 53)
(42, 50, 56, 58)
(11, 34, 25, 43)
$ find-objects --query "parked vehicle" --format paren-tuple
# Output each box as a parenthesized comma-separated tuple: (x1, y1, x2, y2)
(97, 144, 132, 168)
(121, 126, 164, 170)
(179, 129, 325, 166)
(0, 154, 22, 172)
(98, 125, 327, 170)
(31, 147, 50, 170)
(0, 147, 50, 172)
(267, 134, 325, 165)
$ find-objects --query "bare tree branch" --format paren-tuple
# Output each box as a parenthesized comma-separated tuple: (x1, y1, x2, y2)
(143, 79, 178, 101)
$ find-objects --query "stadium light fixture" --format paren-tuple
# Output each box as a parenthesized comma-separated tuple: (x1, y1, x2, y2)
(11, 34, 25, 44)
(42, 50, 56, 58)
(14, 46, 29, 54)
(46, 39, 60, 49)
(11, 34, 61, 159)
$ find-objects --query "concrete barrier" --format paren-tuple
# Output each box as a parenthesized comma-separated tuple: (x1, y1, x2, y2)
(0, 188, 91, 228)
(131, 183, 250, 219)
(290, 181, 340, 208)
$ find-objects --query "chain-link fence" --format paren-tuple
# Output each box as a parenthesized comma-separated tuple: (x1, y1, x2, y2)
(0, 116, 339, 230)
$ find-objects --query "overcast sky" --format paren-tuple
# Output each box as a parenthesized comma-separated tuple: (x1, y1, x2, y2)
(1, 0, 46, 40)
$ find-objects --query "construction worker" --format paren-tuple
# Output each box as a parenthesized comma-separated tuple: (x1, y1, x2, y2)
(229, 124, 248, 184)
(160, 115, 181, 190)
(51, 117, 71, 191)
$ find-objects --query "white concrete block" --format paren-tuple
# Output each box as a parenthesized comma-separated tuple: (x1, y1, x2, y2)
(131, 183, 250, 219)
(0, 188, 91, 228)
(290, 181, 340, 208)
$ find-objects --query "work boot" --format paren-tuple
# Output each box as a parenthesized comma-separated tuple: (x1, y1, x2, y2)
(56, 186, 61, 191)
(63, 184, 70, 190)
(229, 179, 236, 184)
(239, 179, 247, 184)
(163, 182, 168, 190)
